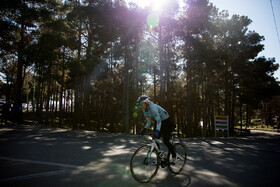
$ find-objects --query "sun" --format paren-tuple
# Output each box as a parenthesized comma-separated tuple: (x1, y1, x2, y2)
(151, 0, 170, 12)
(127, 0, 170, 12)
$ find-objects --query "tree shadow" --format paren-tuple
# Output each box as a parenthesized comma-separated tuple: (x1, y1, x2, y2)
(1, 127, 280, 186)
(181, 132, 280, 186)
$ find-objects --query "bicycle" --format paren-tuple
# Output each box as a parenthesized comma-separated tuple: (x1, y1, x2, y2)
(130, 132, 187, 183)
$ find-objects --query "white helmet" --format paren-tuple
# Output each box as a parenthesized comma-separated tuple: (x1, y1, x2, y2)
(136, 95, 151, 106)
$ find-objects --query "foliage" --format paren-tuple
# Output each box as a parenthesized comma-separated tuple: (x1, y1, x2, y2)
(0, 0, 279, 137)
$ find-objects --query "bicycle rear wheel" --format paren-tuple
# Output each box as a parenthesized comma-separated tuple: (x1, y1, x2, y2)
(168, 143, 187, 174)
(130, 145, 159, 183)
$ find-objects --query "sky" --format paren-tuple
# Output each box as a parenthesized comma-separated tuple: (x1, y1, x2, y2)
(209, 0, 280, 80)
(126, 0, 280, 80)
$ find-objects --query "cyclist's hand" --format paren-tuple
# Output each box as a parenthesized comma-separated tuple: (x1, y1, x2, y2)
(139, 128, 147, 137)
(153, 129, 160, 139)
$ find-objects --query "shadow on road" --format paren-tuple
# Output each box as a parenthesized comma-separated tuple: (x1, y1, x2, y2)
(0, 126, 280, 186)
(0, 126, 191, 186)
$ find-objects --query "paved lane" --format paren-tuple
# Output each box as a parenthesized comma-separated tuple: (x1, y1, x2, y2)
(0, 126, 279, 186)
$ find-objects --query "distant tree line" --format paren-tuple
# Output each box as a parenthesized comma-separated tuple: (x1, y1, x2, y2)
(0, 0, 279, 137)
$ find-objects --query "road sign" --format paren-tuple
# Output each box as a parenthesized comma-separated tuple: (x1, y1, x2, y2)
(215, 115, 229, 137)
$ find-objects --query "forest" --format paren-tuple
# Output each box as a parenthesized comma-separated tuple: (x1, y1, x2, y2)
(0, 0, 279, 137)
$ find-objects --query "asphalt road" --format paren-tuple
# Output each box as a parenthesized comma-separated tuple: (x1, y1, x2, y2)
(0, 126, 280, 187)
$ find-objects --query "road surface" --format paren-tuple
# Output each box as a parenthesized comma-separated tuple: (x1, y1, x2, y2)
(0, 126, 280, 186)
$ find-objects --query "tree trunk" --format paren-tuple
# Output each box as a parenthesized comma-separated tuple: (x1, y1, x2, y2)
(15, 23, 26, 106)
(159, 24, 165, 106)
(123, 45, 130, 133)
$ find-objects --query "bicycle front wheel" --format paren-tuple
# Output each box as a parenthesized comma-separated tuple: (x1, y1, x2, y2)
(168, 143, 187, 174)
(130, 145, 159, 183)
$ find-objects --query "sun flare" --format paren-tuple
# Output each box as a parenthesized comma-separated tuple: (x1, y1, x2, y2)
(127, 0, 179, 29)
(151, 0, 169, 12)
(127, 0, 170, 12)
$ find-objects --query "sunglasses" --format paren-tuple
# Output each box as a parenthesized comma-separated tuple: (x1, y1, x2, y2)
(138, 103, 144, 107)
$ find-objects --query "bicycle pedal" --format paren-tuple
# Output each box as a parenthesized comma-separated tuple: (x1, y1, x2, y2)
(160, 161, 167, 168)
(160, 164, 166, 168)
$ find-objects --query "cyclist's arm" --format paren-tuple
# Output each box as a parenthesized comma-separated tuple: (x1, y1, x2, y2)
(144, 116, 152, 129)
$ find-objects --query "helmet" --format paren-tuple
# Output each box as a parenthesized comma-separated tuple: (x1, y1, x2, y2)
(136, 95, 151, 106)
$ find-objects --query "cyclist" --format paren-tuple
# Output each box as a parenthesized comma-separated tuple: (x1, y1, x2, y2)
(136, 95, 179, 164)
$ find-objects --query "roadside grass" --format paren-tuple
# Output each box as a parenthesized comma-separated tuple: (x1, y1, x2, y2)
(235, 118, 279, 133)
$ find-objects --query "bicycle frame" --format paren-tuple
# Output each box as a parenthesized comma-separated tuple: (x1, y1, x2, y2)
(140, 135, 159, 161)
(147, 138, 160, 158)
(142, 132, 179, 164)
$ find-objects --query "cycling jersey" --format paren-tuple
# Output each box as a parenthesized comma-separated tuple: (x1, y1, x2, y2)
(143, 101, 169, 131)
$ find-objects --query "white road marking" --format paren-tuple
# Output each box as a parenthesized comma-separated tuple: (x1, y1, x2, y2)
(0, 169, 73, 183)
(0, 156, 84, 169)
(0, 156, 91, 183)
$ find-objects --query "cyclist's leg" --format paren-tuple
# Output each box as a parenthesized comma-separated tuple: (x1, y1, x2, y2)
(162, 118, 176, 158)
